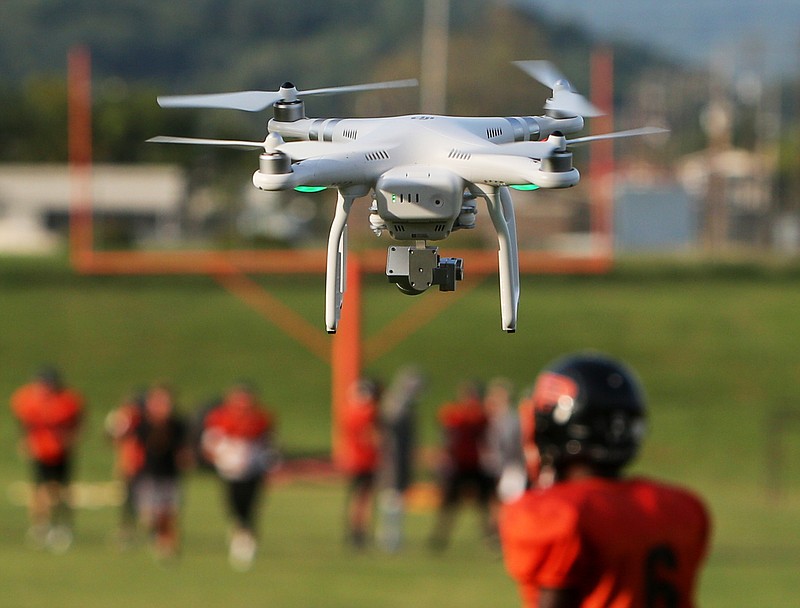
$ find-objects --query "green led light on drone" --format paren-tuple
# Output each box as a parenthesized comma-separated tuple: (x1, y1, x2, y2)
(294, 186, 328, 193)
(509, 184, 540, 191)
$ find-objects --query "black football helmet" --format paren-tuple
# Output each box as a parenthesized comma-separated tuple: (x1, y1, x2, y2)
(531, 353, 646, 474)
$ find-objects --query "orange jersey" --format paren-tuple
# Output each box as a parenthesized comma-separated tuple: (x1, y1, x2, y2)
(438, 399, 487, 470)
(106, 403, 145, 478)
(205, 402, 273, 439)
(339, 399, 379, 474)
(500, 476, 710, 608)
(11, 383, 84, 465)
(203, 401, 275, 480)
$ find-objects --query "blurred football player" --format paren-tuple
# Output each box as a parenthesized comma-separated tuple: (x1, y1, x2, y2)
(500, 353, 710, 608)
(428, 379, 495, 551)
(202, 382, 277, 570)
(338, 377, 382, 549)
(377, 365, 424, 553)
(104, 389, 146, 548)
(134, 384, 191, 560)
(11, 367, 84, 552)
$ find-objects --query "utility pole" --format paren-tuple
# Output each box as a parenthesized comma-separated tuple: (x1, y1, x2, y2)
(702, 56, 733, 252)
(420, 0, 449, 114)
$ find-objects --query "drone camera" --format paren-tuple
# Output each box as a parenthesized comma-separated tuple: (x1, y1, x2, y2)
(386, 245, 463, 295)
(432, 257, 464, 292)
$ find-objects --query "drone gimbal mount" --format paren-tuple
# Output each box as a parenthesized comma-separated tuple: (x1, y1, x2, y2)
(386, 244, 464, 295)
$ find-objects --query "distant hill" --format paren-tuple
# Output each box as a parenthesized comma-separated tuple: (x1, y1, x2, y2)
(0, 0, 693, 164)
(0, 0, 675, 97)
(0, 0, 477, 90)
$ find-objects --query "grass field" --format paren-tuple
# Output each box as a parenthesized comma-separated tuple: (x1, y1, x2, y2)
(1, 255, 799, 606)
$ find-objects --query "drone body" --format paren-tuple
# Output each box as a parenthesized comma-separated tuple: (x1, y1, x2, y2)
(150, 62, 665, 333)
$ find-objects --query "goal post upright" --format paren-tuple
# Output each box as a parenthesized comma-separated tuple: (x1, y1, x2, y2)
(67, 45, 94, 271)
(589, 46, 616, 258)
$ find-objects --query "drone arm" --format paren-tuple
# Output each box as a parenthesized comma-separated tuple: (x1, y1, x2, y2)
(526, 115, 584, 139)
(449, 154, 540, 186)
(268, 118, 315, 141)
(471, 184, 520, 333)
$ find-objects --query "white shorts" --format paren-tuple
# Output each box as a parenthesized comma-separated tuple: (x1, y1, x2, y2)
(135, 476, 181, 514)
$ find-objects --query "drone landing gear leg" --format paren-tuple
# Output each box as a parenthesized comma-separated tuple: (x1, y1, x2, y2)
(325, 188, 359, 334)
(473, 185, 520, 333)
(498, 185, 521, 304)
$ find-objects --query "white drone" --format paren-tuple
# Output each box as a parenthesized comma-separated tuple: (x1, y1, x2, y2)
(149, 61, 665, 333)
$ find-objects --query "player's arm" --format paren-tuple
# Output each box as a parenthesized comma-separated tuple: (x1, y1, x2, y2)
(538, 587, 581, 608)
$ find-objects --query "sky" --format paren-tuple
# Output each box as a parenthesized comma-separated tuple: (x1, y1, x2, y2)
(520, 0, 800, 81)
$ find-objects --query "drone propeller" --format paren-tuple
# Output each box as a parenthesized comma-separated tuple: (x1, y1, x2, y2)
(147, 135, 270, 150)
(513, 60, 603, 118)
(147, 133, 396, 162)
(157, 78, 418, 112)
(461, 126, 666, 162)
(565, 126, 669, 146)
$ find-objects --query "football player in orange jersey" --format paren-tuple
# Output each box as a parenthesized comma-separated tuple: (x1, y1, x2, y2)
(428, 379, 496, 551)
(104, 389, 146, 548)
(338, 378, 382, 549)
(500, 353, 710, 608)
(11, 367, 84, 552)
(203, 382, 277, 569)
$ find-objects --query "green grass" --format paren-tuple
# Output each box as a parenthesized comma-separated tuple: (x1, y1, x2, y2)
(1, 256, 800, 606)
(0, 478, 518, 608)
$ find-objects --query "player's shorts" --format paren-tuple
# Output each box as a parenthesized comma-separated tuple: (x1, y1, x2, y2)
(349, 471, 376, 492)
(440, 468, 496, 507)
(33, 459, 71, 484)
(135, 476, 181, 514)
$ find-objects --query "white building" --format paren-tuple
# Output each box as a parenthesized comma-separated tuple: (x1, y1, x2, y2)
(0, 164, 186, 253)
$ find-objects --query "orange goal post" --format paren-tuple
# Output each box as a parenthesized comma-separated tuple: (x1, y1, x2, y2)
(67, 46, 616, 461)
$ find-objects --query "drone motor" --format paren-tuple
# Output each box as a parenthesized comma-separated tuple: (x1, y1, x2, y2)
(542, 149, 573, 173)
(273, 83, 306, 123)
(258, 151, 291, 174)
